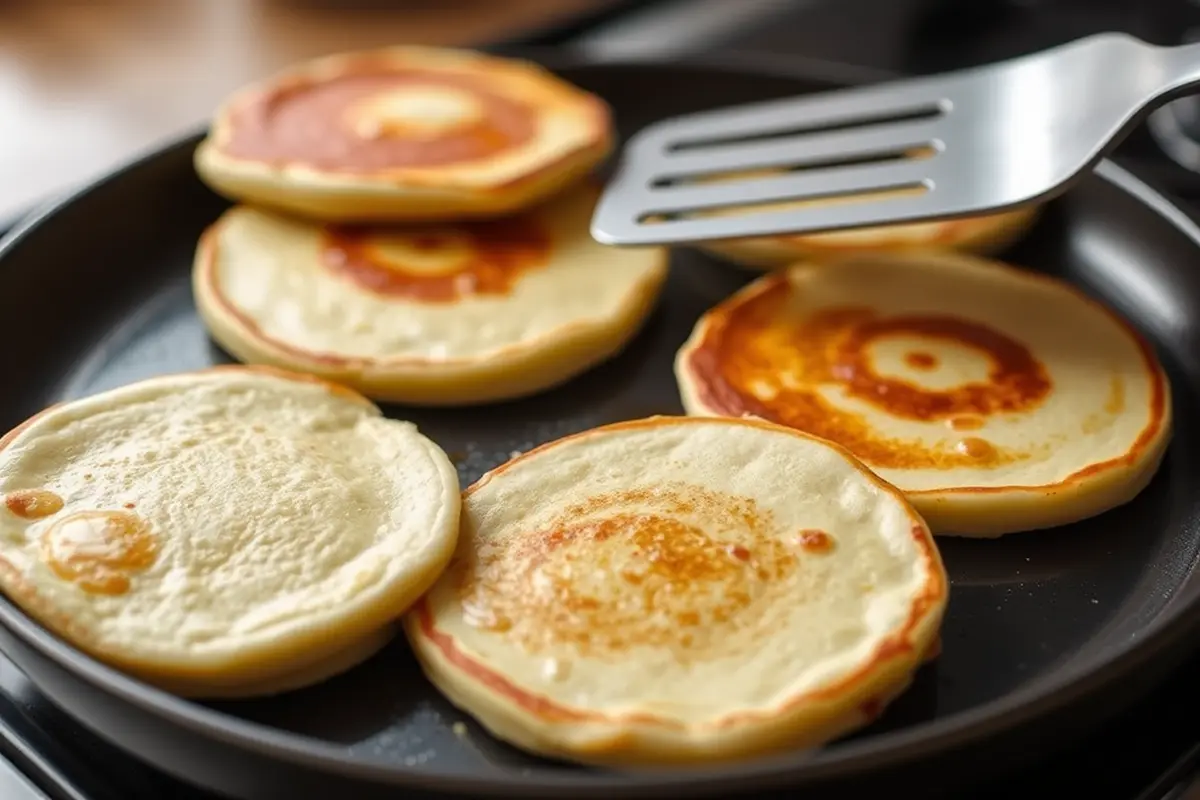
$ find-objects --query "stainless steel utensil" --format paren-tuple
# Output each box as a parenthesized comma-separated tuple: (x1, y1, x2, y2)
(591, 33, 1200, 246)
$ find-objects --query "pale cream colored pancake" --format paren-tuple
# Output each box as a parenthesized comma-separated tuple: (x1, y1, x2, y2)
(676, 252, 1172, 536)
(144, 624, 396, 699)
(0, 366, 460, 691)
(194, 185, 669, 406)
(683, 168, 1038, 269)
(404, 416, 947, 766)
(194, 47, 612, 222)
(702, 204, 1039, 269)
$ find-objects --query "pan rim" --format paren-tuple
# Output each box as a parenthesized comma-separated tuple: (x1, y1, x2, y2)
(0, 52, 1198, 796)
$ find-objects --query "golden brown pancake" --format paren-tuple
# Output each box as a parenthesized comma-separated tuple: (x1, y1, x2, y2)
(675, 253, 1172, 536)
(193, 185, 668, 406)
(405, 415, 947, 765)
(194, 47, 612, 222)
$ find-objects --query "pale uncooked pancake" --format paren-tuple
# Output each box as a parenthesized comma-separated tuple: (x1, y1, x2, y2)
(194, 47, 612, 222)
(702, 203, 1039, 269)
(404, 416, 947, 766)
(676, 252, 1173, 536)
(680, 165, 1037, 269)
(0, 366, 460, 691)
(194, 185, 669, 406)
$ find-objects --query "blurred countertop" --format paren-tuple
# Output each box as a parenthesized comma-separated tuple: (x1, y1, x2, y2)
(0, 0, 615, 222)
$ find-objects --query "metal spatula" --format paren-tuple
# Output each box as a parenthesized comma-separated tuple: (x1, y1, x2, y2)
(591, 33, 1200, 247)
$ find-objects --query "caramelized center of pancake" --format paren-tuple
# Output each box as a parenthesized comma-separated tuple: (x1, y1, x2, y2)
(5, 489, 63, 519)
(904, 351, 938, 370)
(220, 69, 537, 172)
(797, 529, 835, 553)
(689, 280, 1054, 470)
(42, 510, 157, 595)
(458, 485, 837, 662)
(321, 214, 551, 302)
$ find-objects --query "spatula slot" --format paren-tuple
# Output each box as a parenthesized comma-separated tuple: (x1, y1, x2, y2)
(664, 104, 945, 154)
(650, 145, 936, 189)
(636, 180, 931, 225)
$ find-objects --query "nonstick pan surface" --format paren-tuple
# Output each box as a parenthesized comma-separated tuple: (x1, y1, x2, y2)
(0, 53, 1199, 800)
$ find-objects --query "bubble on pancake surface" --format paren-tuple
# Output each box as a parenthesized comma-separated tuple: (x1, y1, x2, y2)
(42, 510, 156, 596)
(5, 489, 63, 520)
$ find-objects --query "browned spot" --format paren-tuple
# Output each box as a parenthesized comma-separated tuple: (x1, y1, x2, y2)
(727, 544, 751, 561)
(458, 484, 807, 661)
(859, 696, 884, 721)
(320, 213, 550, 303)
(687, 278, 1053, 470)
(948, 415, 984, 431)
(122, 502, 136, 510)
(42, 511, 157, 596)
(4, 489, 63, 520)
(1105, 375, 1125, 415)
(904, 351, 938, 370)
(954, 437, 996, 460)
(221, 68, 537, 173)
(798, 529, 834, 553)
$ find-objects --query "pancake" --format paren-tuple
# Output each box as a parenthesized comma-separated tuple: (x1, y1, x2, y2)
(702, 204, 1039, 269)
(675, 252, 1172, 537)
(0, 366, 460, 690)
(144, 625, 397, 699)
(689, 173, 1039, 268)
(194, 47, 612, 222)
(404, 416, 946, 766)
(194, 185, 669, 406)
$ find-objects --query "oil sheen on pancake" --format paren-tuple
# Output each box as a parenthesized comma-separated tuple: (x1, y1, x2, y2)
(0, 367, 460, 693)
(194, 185, 669, 406)
(676, 252, 1173, 536)
(194, 47, 612, 222)
(404, 416, 947, 766)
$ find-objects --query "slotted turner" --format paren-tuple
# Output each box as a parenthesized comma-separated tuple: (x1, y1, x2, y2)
(591, 33, 1200, 246)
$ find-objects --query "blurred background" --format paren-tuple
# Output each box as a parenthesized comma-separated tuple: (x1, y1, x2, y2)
(0, 0, 627, 222)
(0, 0, 1192, 224)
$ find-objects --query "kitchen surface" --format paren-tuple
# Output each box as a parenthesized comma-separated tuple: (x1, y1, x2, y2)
(0, 0, 623, 222)
(1, 1, 1200, 798)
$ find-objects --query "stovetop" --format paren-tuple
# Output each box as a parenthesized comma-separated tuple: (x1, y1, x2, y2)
(3, 1, 1200, 797)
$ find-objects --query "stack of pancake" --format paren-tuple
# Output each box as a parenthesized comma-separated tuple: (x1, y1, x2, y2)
(0, 46, 1175, 771)
(191, 46, 668, 406)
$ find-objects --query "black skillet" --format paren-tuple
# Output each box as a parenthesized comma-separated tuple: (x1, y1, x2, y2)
(0, 50, 1199, 800)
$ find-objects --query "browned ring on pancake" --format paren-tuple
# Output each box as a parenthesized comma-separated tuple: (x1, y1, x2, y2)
(675, 257, 1173, 536)
(192, 192, 670, 406)
(195, 47, 612, 223)
(404, 416, 948, 765)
